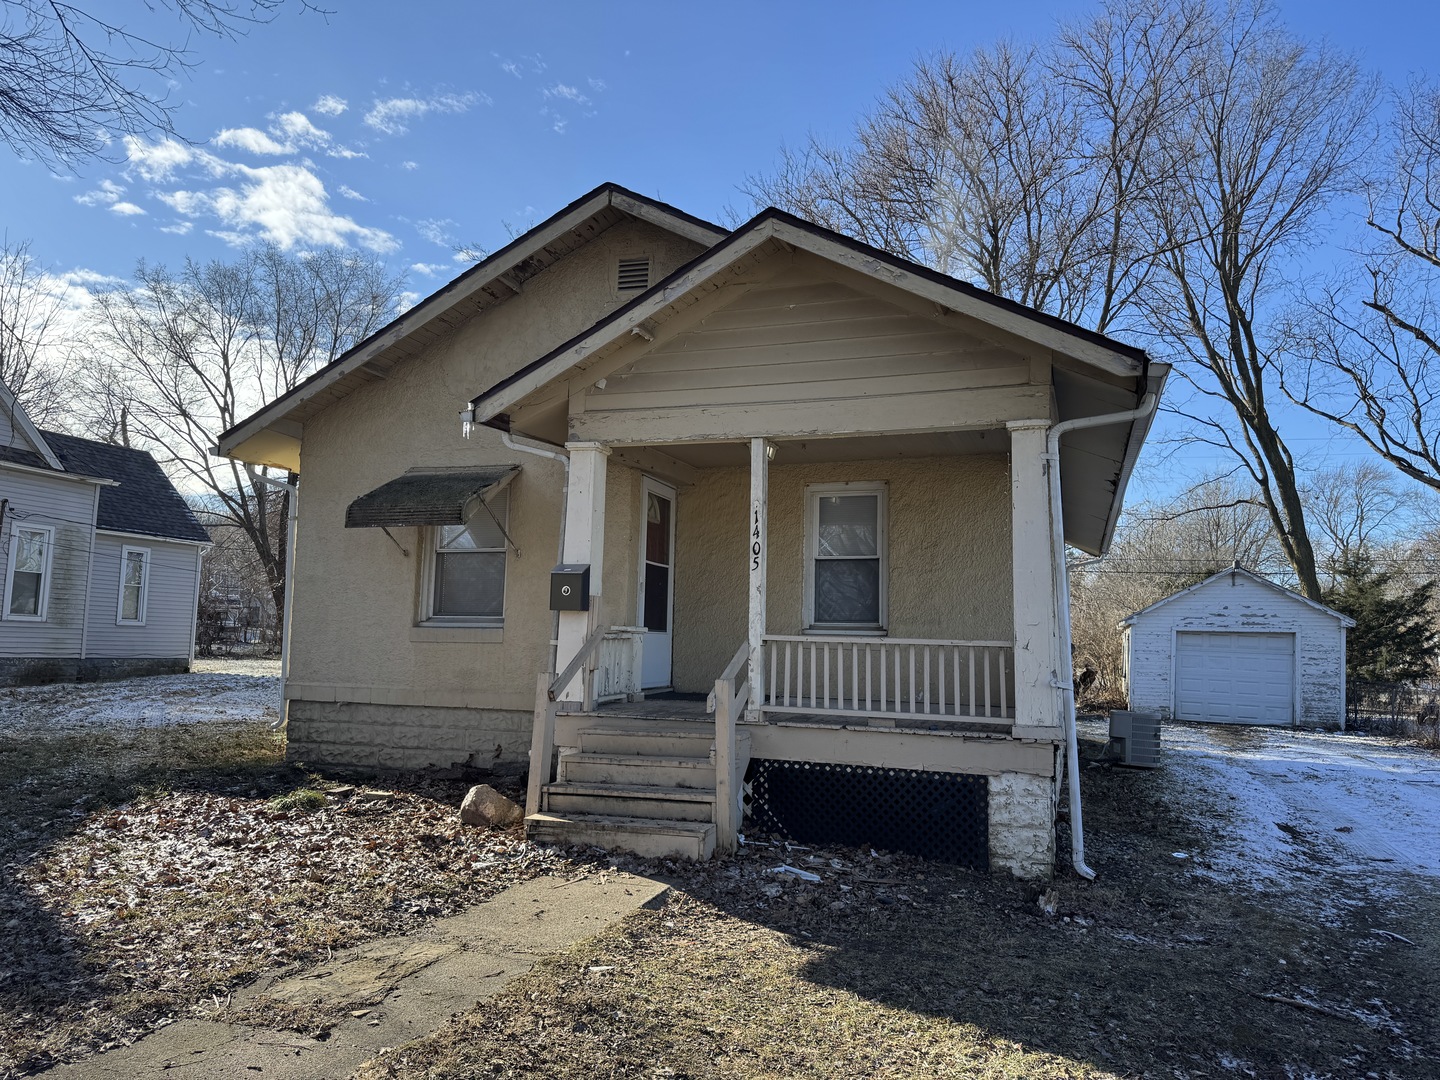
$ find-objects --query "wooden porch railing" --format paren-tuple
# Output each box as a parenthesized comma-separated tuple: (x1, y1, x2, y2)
(708, 641, 749, 855)
(526, 623, 608, 818)
(762, 635, 1014, 726)
(593, 626, 646, 705)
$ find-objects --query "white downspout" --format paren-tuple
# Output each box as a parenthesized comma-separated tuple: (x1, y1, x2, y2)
(246, 466, 297, 726)
(499, 431, 570, 672)
(1046, 392, 1157, 881)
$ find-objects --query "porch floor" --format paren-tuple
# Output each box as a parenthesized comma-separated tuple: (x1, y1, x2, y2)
(572, 693, 1019, 738)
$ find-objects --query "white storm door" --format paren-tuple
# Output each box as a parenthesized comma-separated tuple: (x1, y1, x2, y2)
(638, 479, 676, 689)
(1175, 631, 1295, 725)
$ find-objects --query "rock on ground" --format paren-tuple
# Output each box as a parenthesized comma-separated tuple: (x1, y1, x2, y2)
(460, 784, 523, 827)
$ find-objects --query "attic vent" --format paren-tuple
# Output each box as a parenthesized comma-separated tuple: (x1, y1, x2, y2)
(617, 256, 652, 292)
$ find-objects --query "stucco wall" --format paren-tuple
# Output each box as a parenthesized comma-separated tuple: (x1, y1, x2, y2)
(1124, 572, 1346, 727)
(670, 455, 1014, 694)
(284, 220, 706, 734)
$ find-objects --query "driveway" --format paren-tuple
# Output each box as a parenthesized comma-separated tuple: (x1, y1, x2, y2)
(1150, 721, 1439, 922)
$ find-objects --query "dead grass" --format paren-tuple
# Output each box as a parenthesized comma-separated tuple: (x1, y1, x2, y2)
(357, 761, 1440, 1080)
(0, 710, 564, 1078)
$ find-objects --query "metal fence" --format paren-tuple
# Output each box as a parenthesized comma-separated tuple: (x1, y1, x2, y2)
(1347, 681, 1440, 740)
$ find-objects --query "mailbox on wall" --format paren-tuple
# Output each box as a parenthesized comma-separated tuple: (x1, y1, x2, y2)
(550, 564, 591, 611)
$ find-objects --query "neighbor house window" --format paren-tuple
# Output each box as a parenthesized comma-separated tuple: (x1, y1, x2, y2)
(427, 489, 508, 622)
(804, 483, 887, 630)
(4, 523, 53, 620)
(117, 546, 150, 624)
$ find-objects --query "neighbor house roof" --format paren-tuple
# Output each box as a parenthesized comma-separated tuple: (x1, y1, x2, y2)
(41, 431, 211, 544)
(216, 183, 728, 470)
(1121, 566, 1355, 627)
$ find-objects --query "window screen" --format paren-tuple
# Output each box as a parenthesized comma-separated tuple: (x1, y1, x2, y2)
(7, 527, 48, 617)
(431, 489, 507, 619)
(120, 549, 148, 622)
(812, 492, 882, 626)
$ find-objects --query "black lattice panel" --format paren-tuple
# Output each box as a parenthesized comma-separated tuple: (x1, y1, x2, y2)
(745, 759, 989, 870)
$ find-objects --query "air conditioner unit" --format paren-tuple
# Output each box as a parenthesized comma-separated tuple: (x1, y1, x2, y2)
(1108, 710, 1161, 768)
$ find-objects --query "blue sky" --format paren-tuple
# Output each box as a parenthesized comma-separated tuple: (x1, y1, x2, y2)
(5, 0, 1439, 505)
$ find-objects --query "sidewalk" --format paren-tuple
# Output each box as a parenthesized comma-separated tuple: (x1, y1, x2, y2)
(41, 871, 668, 1079)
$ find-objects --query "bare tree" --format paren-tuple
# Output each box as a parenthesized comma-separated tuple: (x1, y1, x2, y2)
(0, 0, 312, 164)
(0, 238, 69, 427)
(1139, 0, 1375, 601)
(1301, 461, 1407, 583)
(1285, 80, 1440, 494)
(83, 244, 403, 636)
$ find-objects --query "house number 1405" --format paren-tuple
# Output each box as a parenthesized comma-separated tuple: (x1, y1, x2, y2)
(751, 503, 762, 572)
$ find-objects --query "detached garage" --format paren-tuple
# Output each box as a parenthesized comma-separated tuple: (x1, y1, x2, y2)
(1121, 566, 1354, 728)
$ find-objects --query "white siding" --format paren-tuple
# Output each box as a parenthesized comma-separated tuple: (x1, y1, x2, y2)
(85, 533, 200, 659)
(1125, 572, 1346, 727)
(0, 467, 97, 658)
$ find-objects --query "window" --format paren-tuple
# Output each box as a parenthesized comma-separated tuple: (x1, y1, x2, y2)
(117, 546, 150, 624)
(805, 483, 886, 630)
(426, 489, 508, 622)
(4, 523, 53, 620)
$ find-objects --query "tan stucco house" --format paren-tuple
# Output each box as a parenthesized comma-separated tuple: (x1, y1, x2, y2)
(217, 183, 1168, 879)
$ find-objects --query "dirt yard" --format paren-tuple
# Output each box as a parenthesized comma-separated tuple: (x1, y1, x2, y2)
(3, 668, 1437, 1079)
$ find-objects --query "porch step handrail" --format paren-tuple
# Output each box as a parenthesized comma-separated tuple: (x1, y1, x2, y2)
(762, 634, 1014, 724)
(528, 623, 611, 819)
(710, 640, 750, 856)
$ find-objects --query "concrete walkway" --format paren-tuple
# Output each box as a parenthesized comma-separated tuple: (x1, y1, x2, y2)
(43, 871, 668, 1079)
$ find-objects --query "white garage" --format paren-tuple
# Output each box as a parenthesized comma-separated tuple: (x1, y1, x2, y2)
(1122, 566, 1354, 728)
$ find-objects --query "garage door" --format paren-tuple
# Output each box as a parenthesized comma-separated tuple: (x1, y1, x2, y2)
(1174, 632, 1294, 725)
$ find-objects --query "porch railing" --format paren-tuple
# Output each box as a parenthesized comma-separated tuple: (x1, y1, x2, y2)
(593, 626, 646, 705)
(709, 641, 749, 855)
(762, 635, 1013, 726)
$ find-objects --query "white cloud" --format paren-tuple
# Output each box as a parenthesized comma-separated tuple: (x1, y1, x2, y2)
(160, 221, 193, 235)
(400, 160, 419, 170)
(110, 201, 146, 216)
(414, 218, 456, 247)
(312, 94, 348, 116)
(552, 117, 568, 135)
(364, 91, 483, 136)
(214, 126, 289, 155)
(588, 78, 607, 92)
(337, 184, 366, 201)
(500, 61, 521, 79)
(75, 178, 126, 207)
(410, 262, 448, 276)
(123, 136, 194, 182)
(544, 83, 589, 105)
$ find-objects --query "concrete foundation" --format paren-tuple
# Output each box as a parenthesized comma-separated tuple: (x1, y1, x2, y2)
(988, 771, 1058, 880)
(285, 700, 533, 774)
(0, 656, 190, 687)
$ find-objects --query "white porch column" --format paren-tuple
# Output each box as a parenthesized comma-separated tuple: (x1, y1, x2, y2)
(747, 438, 770, 722)
(1007, 420, 1062, 737)
(556, 441, 610, 703)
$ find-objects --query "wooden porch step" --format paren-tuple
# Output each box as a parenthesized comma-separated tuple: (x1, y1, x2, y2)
(544, 781, 715, 822)
(577, 726, 717, 757)
(526, 812, 716, 860)
(559, 751, 715, 789)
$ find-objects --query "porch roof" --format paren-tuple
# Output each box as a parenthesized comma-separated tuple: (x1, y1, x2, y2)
(344, 466, 518, 529)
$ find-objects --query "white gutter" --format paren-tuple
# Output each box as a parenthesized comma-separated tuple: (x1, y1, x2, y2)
(498, 430, 570, 672)
(246, 466, 297, 726)
(1046, 391, 1157, 881)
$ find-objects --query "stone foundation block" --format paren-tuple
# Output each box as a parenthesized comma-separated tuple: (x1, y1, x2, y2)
(988, 771, 1057, 880)
(286, 700, 532, 775)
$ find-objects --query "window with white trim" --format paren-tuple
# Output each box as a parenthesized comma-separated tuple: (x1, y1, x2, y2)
(4, 523, 53, 620)
(425, 488, 508, 622)
(804, 483, 887, 630)
(118, 546, 150, 624)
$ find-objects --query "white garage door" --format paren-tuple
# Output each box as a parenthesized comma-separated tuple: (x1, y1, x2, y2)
(1174, 631, 1294, 725)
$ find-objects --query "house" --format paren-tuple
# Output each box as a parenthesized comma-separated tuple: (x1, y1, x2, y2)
(216, 183, 1168, 879)
(1122, 565, 1353, 728)
(0, 380, 211, 685)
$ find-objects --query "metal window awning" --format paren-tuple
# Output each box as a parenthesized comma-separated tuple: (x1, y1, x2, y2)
(344, 466, 519, 528)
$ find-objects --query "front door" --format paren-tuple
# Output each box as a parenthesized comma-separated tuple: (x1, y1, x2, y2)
(638, 479, 676, 689)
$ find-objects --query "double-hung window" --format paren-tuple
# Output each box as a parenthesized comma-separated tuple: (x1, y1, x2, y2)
(805, 483, 887, 630)
(4, 523, 53, 620)
(428, 489, 508, 622)
(118, 546, 150, 624)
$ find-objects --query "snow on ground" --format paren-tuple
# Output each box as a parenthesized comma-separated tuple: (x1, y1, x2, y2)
(0, 659, 281, 737)
(1091, 716, 1440, 923)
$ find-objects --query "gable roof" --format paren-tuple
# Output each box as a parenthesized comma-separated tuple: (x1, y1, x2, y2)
(465, 207, 1152, 422)
(41, 431, 211, 544)
(1121, 566, 1355, 627)
(216, 183, 728, 470)
(0, 379, 63, 471)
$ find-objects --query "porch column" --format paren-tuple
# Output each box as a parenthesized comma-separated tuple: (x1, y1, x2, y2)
(747, 438, 771, 722)
(1007, 420, 1063, 738)
(556, 441, 610, 703)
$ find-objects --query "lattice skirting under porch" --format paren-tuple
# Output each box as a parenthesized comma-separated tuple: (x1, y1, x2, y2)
(744, 759, 989, 870)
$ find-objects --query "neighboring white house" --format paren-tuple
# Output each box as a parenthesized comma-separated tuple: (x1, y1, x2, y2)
(0, 380, 211, 685)
(1122, 566, 1354, 728)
